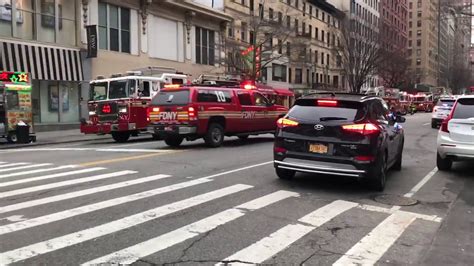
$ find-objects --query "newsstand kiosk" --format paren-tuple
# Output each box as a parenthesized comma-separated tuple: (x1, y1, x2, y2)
(0, 71, 36, 143)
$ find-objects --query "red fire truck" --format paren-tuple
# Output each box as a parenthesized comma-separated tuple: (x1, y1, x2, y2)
(410, 93, 434, 112)
(80, 67, 187, 142)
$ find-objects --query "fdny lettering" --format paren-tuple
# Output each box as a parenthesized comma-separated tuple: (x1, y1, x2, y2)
(119, 113, 130, 120)
(242, 111, 256, 119)
(159, 112, 178, 120)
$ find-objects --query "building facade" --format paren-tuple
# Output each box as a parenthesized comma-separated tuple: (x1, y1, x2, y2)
(223, 0, 345, 91)
(327, 0, 381, 92)
(0, 0, 84, 131)
(407, 0, 439, 87)
(380, 0, 408, 53)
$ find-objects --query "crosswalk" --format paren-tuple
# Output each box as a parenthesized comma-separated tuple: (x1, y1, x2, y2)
(0, 161, 443, 265)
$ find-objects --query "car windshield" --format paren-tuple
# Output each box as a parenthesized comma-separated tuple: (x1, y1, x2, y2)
(436, 100, 455, 107)
(90, 82, 108, 101)
(452, 98, 474, 119)
(152, 90, 190, 106)
(109, 80, 130, 99)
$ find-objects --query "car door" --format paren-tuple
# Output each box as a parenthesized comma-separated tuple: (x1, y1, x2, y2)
(236, 91, 256, 132)
(251, 92, 271, 131)
(373, 100, 398, 164)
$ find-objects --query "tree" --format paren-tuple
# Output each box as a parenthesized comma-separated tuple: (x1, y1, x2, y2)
(378, 49, 410, 88)
(332, 16, 383, 93)
(224, 1, 310, 82)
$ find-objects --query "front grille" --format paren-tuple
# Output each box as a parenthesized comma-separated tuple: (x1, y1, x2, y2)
(98, 114, 118, 122)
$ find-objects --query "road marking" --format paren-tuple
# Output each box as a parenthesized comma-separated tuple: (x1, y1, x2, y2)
(357, 205, 442, 222)
(0, 167, 105, 188)
(0, 163, 52, 173)
(0, 170, 136, 199)
(204, 161, 273, 180)
(0, 184, 251, 264)
(404, 167, 438, 198)
(0, 165, 77, 179)
(78, 152, 177, 167)
(0, 215, 27, 222)
(219, 200, 358, 265)
(5, 147, 176, 153)
(333, 212, 417, 266)
(84, 190, 298, 265)
(423, 122, 430, 126)
(0, 163, 29, 168)
(0, 177, 211, 234)
(0, 173, 172, 214)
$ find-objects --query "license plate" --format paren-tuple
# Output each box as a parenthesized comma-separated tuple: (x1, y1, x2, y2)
(164, 126, 174, 131)
(309, 143, 328, 154)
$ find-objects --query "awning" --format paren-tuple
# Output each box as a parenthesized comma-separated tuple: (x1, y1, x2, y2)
(0, 40, 83, 81)
(274, 88, 294, 96)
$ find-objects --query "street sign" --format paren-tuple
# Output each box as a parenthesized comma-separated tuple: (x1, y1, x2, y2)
(86, 25, 98, 58)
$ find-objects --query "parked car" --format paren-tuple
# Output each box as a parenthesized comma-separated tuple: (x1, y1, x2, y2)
(431, 98, 456, 128)
(273, 93, 406, 191)
(436, 95, 474, 170)
(148, 85, 288, 147)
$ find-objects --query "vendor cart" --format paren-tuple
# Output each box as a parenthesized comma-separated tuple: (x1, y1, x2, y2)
(0, 71, 36, 143)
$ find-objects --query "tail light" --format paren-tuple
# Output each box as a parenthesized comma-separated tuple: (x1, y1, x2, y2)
(317, 99, 338, 107)
(146, 107, 151, 122)
(441, 102, 457, 133)
(342, 123, 380, 135)
(188, 106, 197, 120)
(274, 146, 287, 153)
(277, 118, 299, 128)
(354, 155, 375, 162)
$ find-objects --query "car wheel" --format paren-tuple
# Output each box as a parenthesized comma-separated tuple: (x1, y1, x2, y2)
(204, 123, 224, 147)
(6, 132, 18, 144)
(369, 153, 387, 191)
(276, 168, 295, 180)
(111, 132, 130, 143)
(436, 153, 452, 171)
(164, 136, 184, 147)
(431, 121, 437, 129)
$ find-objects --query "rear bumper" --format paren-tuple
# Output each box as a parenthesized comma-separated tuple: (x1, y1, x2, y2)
(152, 124, 197, 136)
(80, 122, 139, 134)
(437, 133, 474, 160)
(274, 158, 367, 178)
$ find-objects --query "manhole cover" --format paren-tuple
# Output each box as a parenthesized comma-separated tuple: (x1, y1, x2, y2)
(373, 194, 418, 206)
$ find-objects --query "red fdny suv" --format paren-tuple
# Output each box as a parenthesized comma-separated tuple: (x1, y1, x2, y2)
(148, 84, 289, 147)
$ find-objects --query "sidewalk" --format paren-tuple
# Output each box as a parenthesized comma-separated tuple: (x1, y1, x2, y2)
(0, 129, 109, 149)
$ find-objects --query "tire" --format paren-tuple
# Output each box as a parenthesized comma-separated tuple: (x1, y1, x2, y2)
(111, 131, 130, 143)
(368, 153, 387, 191)
(437, 153, 452, 171)
(392, 144, 403, 171)
(204, 123, 224, 147)
(6, 132, 18, 144)
(431, 120, 437, 129)
(164, 136, 184, 147)
(276, 167, 295, 180)
(238, 135, 249, 140)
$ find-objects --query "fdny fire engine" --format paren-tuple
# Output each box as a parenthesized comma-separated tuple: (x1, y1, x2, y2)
(80, 67, 187, 142)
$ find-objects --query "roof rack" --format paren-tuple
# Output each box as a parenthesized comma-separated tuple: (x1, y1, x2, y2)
(131, 66, 179, 77)
(192, 74, 241, 87)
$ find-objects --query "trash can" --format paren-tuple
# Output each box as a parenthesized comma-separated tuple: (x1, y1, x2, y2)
(16, 124, 30, 144)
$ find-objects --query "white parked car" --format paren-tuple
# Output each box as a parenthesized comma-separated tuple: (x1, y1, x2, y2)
(437, 95, 474, 170)
(431, 98, 456, 128)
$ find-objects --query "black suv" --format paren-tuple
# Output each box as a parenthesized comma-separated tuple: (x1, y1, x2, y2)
(274, 93, 405, 191)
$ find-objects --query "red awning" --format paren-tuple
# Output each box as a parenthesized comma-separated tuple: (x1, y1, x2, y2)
(273, 88, 294, 96)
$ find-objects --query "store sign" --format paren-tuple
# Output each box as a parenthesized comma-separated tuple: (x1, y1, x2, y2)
(86, 25, 98, 58)
(0, 71, 29, 83)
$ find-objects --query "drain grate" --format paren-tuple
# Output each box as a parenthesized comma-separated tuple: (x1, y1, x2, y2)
(373, 194, 418, 206)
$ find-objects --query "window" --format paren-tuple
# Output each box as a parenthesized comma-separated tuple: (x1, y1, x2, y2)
(417, 11, 421, 17)
(272, 64, 287, 82)
(416, 59, 421, 65)
(417, 20, 421, 27)
(253, 93, 268, 106)
(241, 22, 247, 41)
(321, 52, 324, 64)
(278, 12, 283, 24)
(278, 39, 282, 54)
(269, 8, 273, 20)
(259, 4, 264, 18)
(417, 30, 421, 36)
(286, 42, 291, 56)
(249, 31, 255, 44)
(249, 0, 254, 11)
(315, 27, 318, 39)
(195, 27, 215, 65)
(302, 22, 306, 34)
(416, 49, 421, 56)
(98, 2, 130, 53)
(289, 68, 292, 83)
(295, 19, 298, 33)
(139, 81, 151, 97)
(416, 39, 421, 46)
(238, 92, 252, 105)
(321, 30, 325, 42)
(286, 15, 291, 28)
(327, 54, 330, 66)
(198, 90, 232, 103)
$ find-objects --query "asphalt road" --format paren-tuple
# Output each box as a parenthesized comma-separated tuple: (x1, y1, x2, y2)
(0, 112, 472, 265)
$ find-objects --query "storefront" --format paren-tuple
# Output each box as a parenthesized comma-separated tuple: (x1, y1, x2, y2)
(0, 40, 83, 128)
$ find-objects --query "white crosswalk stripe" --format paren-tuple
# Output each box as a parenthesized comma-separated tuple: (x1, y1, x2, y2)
(83, 190, 299, 265)
(0, 165, 77, 179)
(0, 161, 444, 265)
(0, 163, 52, 173)
(0, 184, 251, 264)
(0, 170, 137, 199)
(0, 162, 29, 168)
(218, 200, 358, 265)
(333, 212, 417, 266)
(0, 167, 105, 188)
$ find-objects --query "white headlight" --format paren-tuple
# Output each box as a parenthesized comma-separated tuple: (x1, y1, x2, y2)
(119, 107, 127, 113)
(88, 111, 96, 115)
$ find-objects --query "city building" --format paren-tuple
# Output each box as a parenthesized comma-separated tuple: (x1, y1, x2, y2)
(327, 0, 381, 92)
(438, 6, 456, 88)
(0, 0, 84, 131)
(380, 0, 408, 53)
(223, 0, 345, 91)
(407, 0, 439, 88)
